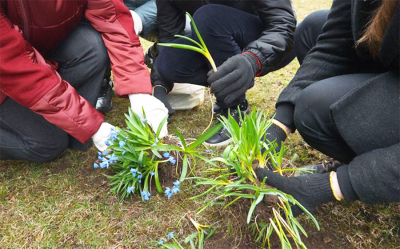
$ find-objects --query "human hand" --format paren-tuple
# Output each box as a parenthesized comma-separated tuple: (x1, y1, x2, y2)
(263, 120, 291, 153)
(129, 93, 168, 138)
(92, 122, 116, 152)
(144, 43, 161, 69)
(208, 53, 260, 105)
(255, 168, 336, 216)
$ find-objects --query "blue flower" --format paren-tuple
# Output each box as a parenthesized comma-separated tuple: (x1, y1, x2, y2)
(97, 152, 102, 156)
(171, 186, 180, 194)
(103, 151, 109, 155)
(173, 180, 180, 187)
(167, 232, 174, 240)
(150, 171, 155, 176)
(119, 140, 125, 148)
(157, 240, 164, 246)
(122, 150, 126, 155)
(252, 196, 256, 200)
(108, 153, 119, 164)
(127, 186, 135, 194)
(137, 174, 143, 183)
(165, 187, 172, 199)
(100, 160, 109, 169)
(93, 163, 99, 169)
(163, 152, 170, 158)
(141, 191, 151, 201)
(105, 140, 111, 146)
(168, 156, 176, 165)
(205, 149, 213, 153)
(130, 168, 138, 177)
(109, 128, 119, 141)
(151, 138, 159, 147)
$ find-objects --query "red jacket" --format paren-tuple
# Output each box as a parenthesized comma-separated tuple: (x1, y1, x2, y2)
(0, 0, 152, 143)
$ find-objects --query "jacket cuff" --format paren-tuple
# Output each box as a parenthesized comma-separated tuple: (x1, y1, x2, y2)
(336, 165, 359, 202)
(274, 104, 295, 131)
(242, 52, 262, 76)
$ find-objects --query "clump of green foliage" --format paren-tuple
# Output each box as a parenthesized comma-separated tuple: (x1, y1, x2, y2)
(190, 109, 320, 248)
(94, 108, 221, 201)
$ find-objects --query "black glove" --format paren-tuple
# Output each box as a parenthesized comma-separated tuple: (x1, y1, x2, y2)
(264, 123, 287, 152)
(208, 53, 260, 105)
(151, 65, 175, 116)
(144, 43, 162, 69)
(255, 169, 335, 216)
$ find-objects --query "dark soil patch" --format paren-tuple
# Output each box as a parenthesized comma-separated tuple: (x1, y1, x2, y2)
(50, 162, 69, 174)
(205, 232, 258, 249)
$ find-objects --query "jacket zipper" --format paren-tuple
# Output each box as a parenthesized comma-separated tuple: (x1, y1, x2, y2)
(18, 0, 29, 40)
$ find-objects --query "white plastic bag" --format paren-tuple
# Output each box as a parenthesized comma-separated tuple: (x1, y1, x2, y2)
(167, 83, 206, 110)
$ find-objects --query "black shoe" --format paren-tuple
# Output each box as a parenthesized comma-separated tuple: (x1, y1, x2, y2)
(203, 100, 249, 147)
(294, 160, 342, 177)
(96, 77, 113, 114)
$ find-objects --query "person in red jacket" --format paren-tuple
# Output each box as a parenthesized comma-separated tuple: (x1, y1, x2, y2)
(0, 0, 168, 162)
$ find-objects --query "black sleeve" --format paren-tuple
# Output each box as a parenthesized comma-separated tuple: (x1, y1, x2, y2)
(336, 143, 400, 204)
(156, 0, 186, 43)
(276, 0, 359, 109)
(243, 0, 296, 76)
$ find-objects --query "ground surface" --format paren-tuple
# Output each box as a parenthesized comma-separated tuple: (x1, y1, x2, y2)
(1, 1, 399, 248)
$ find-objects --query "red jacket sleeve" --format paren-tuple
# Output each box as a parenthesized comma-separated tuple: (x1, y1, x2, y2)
(85, 0, 152, 97)
(0, 12, 103, 143)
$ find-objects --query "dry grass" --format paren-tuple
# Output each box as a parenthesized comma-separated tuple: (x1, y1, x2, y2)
(1, 1, 399, 248)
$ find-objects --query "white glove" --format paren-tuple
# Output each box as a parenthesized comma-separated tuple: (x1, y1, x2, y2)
(92, 122, 116, 152)
(129, 93, 168, 138)
(130, 10, 143, 35)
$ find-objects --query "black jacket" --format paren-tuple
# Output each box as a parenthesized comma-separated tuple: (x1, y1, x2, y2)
(276, 0, 400, 204)
(156, 0, 296, 76)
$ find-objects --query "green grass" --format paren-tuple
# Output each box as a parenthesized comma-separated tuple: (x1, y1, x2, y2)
(1, 1, 399, 248)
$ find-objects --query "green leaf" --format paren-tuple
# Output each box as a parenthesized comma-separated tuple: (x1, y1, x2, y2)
(190, 185, 217, 200)
(155, 165, 163, 193)
(247, 194, 264, 224)
(180, 154, 188, 181)
(185, 12, 207, 53)
(205, 227, 216, 240)
(174, 34, 204, 50)
(156, 115, 169, 138)
(174, 130, 187, 149)
(188, 123, 223, 150)
(158, 43, 207, 57)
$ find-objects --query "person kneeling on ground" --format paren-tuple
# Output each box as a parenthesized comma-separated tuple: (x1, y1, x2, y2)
(257, 0, 400, 216)
(150, 0, 297, 147)
(95, 0, 160, 113)
(0, 0, 168, 162)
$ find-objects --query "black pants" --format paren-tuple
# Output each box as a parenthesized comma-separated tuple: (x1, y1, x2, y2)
(286, 10, 383, 163)
(155, 4, 288, 109)
(0, 22, 110, 162)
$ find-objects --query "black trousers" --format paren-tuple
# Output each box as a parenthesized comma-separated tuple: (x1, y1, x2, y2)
(283, 10, 386, 164)
(0, 22, 110, 162)
(155, 4, 289, 109)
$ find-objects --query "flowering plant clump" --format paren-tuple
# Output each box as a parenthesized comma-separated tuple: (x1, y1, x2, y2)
(93, 108, 221, 201)
(190, 109, 320, 248)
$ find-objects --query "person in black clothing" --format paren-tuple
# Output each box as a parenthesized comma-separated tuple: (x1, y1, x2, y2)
(150, 0, 296, 147)
(256, 0, 400, 215)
